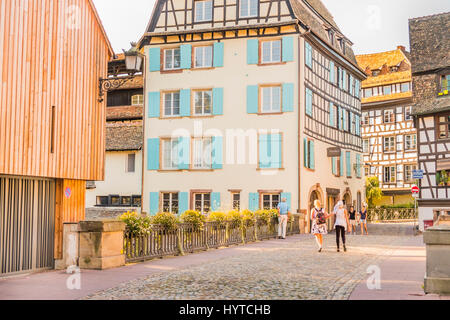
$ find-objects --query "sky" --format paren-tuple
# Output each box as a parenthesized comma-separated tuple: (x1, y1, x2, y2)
(92, 0, 450, 55)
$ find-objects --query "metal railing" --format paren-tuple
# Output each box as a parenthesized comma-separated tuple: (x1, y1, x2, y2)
(124, 215, 301, 263)
(367, 208, 418, 222)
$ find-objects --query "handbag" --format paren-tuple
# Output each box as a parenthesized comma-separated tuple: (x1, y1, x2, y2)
(315, 208, 326, 225)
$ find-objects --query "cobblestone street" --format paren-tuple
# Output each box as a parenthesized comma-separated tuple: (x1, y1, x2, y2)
(83, 234, 415, 300)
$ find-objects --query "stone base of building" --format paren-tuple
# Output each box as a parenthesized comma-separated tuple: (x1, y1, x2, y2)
(424, 277, 450, 295)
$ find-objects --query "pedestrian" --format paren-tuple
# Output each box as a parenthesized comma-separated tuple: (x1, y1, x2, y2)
(277, 198, 291, 239)
(360, 204, 369, 235)
(348, 205, 357, 235)
(311, 200, 332, 252)
(334, 201, 350, 252)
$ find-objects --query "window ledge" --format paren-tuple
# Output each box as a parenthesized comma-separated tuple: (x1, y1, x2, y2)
(258, 62, 286, 67)
(257, 112, 284, 116)
(257, 168, 285, 171)
(157, 169, 184, 172)
(161, 69, 183, 74)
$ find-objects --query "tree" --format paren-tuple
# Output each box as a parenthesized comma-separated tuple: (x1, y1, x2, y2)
(365, 176, 383, 208)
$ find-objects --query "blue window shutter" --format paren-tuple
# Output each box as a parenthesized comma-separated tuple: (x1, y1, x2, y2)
(149, 47, 161, 72)
(271, 134, 282, 169)
(338, 107, 342, 130)
(329, 102, 335, 127)
(150, 192, 159, 215)
(148, 92, 160, 118)
(211, 192, 221, 211)
(212, 136, 223, 169)
(280, 192, 292, 210)
(346, 151, 351, 177)
(259, 134, 269, 168)
(282, 36, 294, 62)
(147, 138, 160, 170)
(338, 68, 343, 89)
(340, 151, 344, 177)
(329, 61, 335, 82)
(305, 41, 312, 67)
(179, 192, 189, 215)
(180, 89, 191, 117)
(247, 39, 259, 64)
(356, 115, 360, 136)
(343, 70, 347, 91)
(282, 83, 294, 112)
(213, 42, 224, 67)
(350, 75, 354, 95)
(249, 193, 259, 211)
(356, 154, 361, 178)
(356, 80, 360, 98)
(178, 136, 190, 170)
(303, 138, 308, 168)
(309, 140, 315, 170)
(247, 85, 258, 114)
(306, 88, 312, 116)
(332, 157, 336, 175)
(180, 44, 192, 69)
(212, 88, 224, 115)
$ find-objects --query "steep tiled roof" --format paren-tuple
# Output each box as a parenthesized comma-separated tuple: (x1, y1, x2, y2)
(409, 12, 450, 74)
(356, 48, 409, 72)
(361, 70, 411, 88)
(107, 106, 143, 121)
(106, 120, 143, 151)
(362, 91, 412, 104)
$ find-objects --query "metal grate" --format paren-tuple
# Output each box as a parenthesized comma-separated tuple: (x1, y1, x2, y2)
(0, 176, 55, 275)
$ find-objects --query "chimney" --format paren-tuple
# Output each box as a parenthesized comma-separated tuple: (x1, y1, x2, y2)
(397, 45, 406, 53)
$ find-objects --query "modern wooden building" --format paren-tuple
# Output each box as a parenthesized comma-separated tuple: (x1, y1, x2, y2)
(409, 12, 450, 230)
(139, 0, 366, 230)
(0, 0, 113, 275)
(356, 47, 417, 206)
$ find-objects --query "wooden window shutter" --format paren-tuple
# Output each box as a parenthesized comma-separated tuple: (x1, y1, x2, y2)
(178, 192, 189, 215)
(309, 140, 315, 170)
(148, 91, 160, 118)
(249, 193, 260, 211)
(180, 44, 192, 69)
(212, 136, 223, 169)
(149, 47, 161, 72)
(212, 88, 224, 115)
(147, 138, 160, 170)
(282, 83, 294, 112)
(180, 89, 191, 117)
(213, 42, 224, 67)
(247, 39, 259, 64)
(246, 85, 258, 114)
(177, 136, 190, 170)
(150, 192, 159, 215)
(282, 36, 294, 62)
(211, 192, 221, 211)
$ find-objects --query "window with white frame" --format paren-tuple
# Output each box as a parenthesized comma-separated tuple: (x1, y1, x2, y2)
(194, 90, 212, 115)
(232, 193, 241, 211)
(194, 45, 213, 68)
(405, 106, 413, 121)
(162, 139, 179, 170)
(384, 109, 395, 123)
(194, 192, 211, 214)
(164, 48, 181, 70)
(131, 94, 144, 106)
(127, 154, 135, 173)
(363, 139, 370, 153)
(404, 165, 417, 183)
(405, 134, 417, 151)
(362, 112, 369, 125)
(262, 193, 280, 210)
(364, 166, 370, 177)
(194, 0, 213, 22)
(162, 192, 179, 214)
(240, 0, 258, 18)
(261, 40, 281, 64)
(164, 91, 180, 117)
(383, 136, 395, 153)
(261, 86, 281, 113)
(384, 166, 396, 183)
(193, 137, 212, 169)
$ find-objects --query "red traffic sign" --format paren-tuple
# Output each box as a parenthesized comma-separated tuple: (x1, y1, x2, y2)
(411, 185, 419, 194)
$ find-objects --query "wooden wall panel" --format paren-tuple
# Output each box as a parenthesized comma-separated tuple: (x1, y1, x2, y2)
(0, 0, 113, 181)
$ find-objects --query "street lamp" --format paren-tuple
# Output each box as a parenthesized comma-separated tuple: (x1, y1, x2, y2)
(98, 42, 143, 103)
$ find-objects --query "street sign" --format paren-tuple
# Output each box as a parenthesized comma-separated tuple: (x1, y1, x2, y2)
(413, 169, 424, 179)
(411, 185, 420, 194)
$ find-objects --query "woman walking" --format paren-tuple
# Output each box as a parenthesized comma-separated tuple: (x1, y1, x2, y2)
(348, 205, 357, 235)
(335, 201, 350, 252)
(311, 200, 332, 252)
(360, 204, 369, 235)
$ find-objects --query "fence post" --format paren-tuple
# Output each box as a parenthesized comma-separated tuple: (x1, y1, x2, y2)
(176, 227, 185, 256)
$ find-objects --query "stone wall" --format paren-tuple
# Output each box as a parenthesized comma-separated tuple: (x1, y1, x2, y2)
(85, 207, 140, 221)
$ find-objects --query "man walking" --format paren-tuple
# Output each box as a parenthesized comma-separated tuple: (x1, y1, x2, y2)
(277, 198, 291, 239)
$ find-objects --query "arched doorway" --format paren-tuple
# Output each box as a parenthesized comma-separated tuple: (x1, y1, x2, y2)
(307, 184, 324, 233)
(343, 191, 352, 211)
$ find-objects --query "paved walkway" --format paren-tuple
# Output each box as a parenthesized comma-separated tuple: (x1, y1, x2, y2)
(0, 234, 447, 300)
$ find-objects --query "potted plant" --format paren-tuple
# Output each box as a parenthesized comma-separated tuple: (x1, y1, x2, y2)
(441, 170, 448, 186)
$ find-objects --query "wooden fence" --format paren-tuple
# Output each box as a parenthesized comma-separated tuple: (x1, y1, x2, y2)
(367, 208, 417, 222)
(124, 215, 301, 263)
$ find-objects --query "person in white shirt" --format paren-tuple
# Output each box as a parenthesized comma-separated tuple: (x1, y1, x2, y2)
(334, 201, 350, 252)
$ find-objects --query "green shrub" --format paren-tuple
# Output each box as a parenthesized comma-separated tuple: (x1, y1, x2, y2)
(207, 211, 227, 224)
(255, 209, 275, 225)
(119, 211, 152, 236)
(380, 203, 415, 209)
(180, 210, 205, 230)
(150, 212, 179, 231)
(226, 210, 242, 226)
(241, 209, 255, 227)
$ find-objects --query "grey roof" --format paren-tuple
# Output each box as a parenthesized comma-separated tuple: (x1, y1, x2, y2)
(106, 120, 143, 151)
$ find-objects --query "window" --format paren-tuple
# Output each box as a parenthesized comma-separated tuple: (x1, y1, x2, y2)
(304, 139, 315, 170)
(328, 29, 335, 46)
(261, 86, 281, 113)
(405, 134, 417, 151)
(405, 165, 417, 183)
(305, 42, 312, 68)
(401, 82, 411, 92)
(132, 195, 142, 207)
(305, 87, 313, 116)
(240, 0, 258, 18)
(362, 112, 369, 125)
(405, 106, 413, 121)
(127, 154, 135, 173)
(383, 136, 395, 153)
(363, 88, 373, 98)
(164, 48, 181, 70)
(383, 85, 392, 96)
(343, 110, 349, 132)
(96, 196, 108, 206)
(194, 192, 211, 214)
(259, 133, 282, 169)
(194, 90, 212, 115)
(194, 0, 212, 22)
(384, 110, 395, 123)
(121, 196, 131, 206)
(372, 70, 380, 76)
(131, 94, 144, 106)
(110, 195, 120, 206)
(438, 114, 450, 139)
(96, 195, 141, 207)
(164, 91, 180, 117)
(162, 192, 179, 214)
(261, 40, 281, 64)
(194, 46, 213, 68)
(262, 193, 280, 210)
(384, 166, 396, 183)
(193, 137, 212, 169)
(364, 167, 370, 177)
(232, 193, 241, 211)
(163, 139, 179, 170)
(439, 75, 450, 96)
(363, 139, 370, 153)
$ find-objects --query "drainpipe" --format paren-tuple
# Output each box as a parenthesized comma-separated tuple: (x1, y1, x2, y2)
(141, 51, 147, 215)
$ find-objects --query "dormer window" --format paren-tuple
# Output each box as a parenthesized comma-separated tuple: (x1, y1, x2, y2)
(328, 29, 335, 46)
(439, 74, 450, 96)
(339, 39, 346, 54)
(390, 66, 399, 72)
(372, 69, 380, 76)
(240, 0, 258, 18)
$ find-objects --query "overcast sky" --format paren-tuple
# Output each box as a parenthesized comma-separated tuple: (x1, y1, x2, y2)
(93, 0, 450, 55)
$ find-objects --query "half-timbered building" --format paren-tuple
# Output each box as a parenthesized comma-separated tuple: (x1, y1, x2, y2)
(0, 0, 113, 275)
(409, 12, 450, 230)
(139, 0, 366, 230)
(356, 47, 417, 206)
